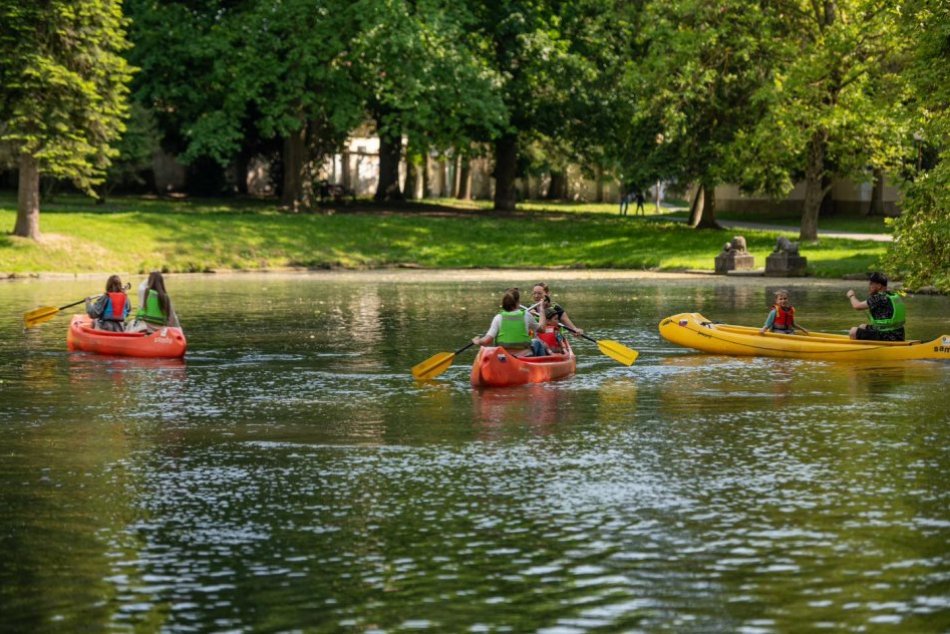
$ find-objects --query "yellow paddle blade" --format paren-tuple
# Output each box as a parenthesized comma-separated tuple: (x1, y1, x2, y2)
(23, 306, 60, 328)
(411, 351, 457, 380)
(596, 339, 639, 366)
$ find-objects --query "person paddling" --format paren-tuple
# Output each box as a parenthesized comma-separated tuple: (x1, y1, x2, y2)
(846, 272, 905, 341)
(759, 290, 808, 335)
(529, 283, 583, 335)
(472, 288, 547, 357)
(85, 275, 130, 332)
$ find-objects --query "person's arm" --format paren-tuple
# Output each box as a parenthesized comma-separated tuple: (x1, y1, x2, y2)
(122, 293, 131, 320)
(86, 295, 106, 318)
(473, 315, 501, 346)
(759, 309, 776, 334)
(560, 311, 582, 334)
(524, 309, 540, 337)
(846, 290, 868, 310)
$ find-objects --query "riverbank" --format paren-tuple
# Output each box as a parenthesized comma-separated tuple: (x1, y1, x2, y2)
(0, 267, 893, 289)
(1, 194, 887, 278)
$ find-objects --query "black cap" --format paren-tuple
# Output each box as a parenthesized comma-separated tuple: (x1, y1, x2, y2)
(868, 272, 888, 286)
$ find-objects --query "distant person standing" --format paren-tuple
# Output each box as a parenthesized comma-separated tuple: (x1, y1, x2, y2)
(634, 190, 646, 215)
(619, 185, 633, 216)
(846, 272, 905, 341)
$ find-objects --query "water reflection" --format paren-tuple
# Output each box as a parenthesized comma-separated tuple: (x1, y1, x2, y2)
(0, 275, 947, 632)
(472, 384, 565, 438)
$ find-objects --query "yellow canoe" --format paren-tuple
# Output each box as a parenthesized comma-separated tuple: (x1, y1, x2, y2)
(659, 313, 950, 361)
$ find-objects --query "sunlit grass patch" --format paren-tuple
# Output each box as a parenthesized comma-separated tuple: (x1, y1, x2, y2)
(0, 194, 885, 278)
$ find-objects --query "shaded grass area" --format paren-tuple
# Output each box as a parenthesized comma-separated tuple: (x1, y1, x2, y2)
(658, 209, 893, 234)
(0, 194, 885, 277)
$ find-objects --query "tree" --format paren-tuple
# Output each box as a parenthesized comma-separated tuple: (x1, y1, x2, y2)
(882, 0, 950, 291)
(0, 0, 134, 239)
(625, 0, 775, 229)
(100, 102, 161, 201)
(126, 0, 365, 205)
(468, 0, 628, 211)
(347, 0, 505, 202)
(736, 0, 910, 241)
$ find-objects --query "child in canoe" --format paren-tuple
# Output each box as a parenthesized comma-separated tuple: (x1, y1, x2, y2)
(85, 274, 130, 332)
(472, 287, 547, 356)
(129, 271, 180, 332)
(759, 289, 809, 335)
(536, 299, 565, 354)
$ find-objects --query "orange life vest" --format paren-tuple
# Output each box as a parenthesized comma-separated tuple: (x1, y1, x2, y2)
(773, 305, 795, 329)
(538, 324, 560, 348)
(106, 292, 128, 321)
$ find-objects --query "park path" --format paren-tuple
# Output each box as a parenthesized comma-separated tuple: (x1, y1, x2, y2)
(650, 212, 893, 242)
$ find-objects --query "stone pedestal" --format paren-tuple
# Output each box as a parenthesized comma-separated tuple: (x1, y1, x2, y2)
(765, 252, 808, 276)
(715, 251, 755, 274)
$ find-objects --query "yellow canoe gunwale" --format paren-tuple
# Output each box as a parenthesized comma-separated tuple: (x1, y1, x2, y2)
(659, 313, 950, 361)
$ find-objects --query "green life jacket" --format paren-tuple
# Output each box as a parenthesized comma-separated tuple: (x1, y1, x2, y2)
(136, 289, 167, 325)
(496, 309, 531, 347)
(867, 291, 905, 331)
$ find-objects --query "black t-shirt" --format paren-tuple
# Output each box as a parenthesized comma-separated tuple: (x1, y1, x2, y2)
(867, 292, 895, 320)
(862, 291, 904, 340)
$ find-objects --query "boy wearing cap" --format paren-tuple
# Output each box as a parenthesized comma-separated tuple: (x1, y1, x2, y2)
(845, 272, 906, 341)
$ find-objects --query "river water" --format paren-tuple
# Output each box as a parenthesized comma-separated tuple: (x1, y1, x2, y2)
(0, 273, 947, 632)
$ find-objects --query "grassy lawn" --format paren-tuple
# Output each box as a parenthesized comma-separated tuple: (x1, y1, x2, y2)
(421, 197, 685, 216)
(0, 194, 885, 277)
(424, 198, 891, 234)
(657, 209, 893, 234)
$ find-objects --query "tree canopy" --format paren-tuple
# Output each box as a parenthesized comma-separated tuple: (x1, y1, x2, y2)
(0, 0, 134, 238)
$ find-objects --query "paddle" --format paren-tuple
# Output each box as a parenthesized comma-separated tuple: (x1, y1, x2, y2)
(523, 304, 639, 366)
(24, 297, 94, 329)
(24, 283, 131, 329)
(412, 341, 476, 380)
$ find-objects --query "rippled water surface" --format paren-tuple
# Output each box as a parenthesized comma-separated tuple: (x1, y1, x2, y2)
(1, 274, 948, 632)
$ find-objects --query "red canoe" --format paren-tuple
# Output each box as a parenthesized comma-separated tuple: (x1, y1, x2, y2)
(67, 315, 187, 358)
(470, 339, 576, 387)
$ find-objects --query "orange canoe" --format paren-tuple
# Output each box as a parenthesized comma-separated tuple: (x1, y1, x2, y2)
(470, 339, 576, 387)
(67, 315, 187, 358)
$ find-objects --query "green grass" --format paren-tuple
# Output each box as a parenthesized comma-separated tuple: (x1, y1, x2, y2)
(0, 194, 886, 278)
(658, 209, 892, 234)
(420, 197, 685, 217)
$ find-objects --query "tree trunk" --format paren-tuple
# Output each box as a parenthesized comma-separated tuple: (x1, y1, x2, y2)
(14, 153, 41, 240)
(690, 183, 721, 229)
(234, 149, 250, 196)
(450, 153, 461, 198)
(800, 131, 826, 241)
(456, 155, 472, 200)
(281, 125, 307, 209)
(687, 184, 704, 226)
(375, 131, 404, 202)
(547, 170, 567, 199)
(493, 134, 518, 211)
(433, 158, 447, 197)
(405, 158, 420, 200)
(422, 153, 431, 198)
(867, 168, 885, 216)
(595, 165, 604, 203)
